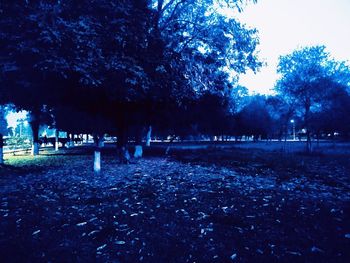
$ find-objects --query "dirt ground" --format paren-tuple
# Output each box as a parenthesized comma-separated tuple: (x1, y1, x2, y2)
(0, 146, 349, 262)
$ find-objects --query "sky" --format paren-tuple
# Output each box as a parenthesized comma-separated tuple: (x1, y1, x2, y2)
(234, 0, 350, 94)
(6, 110, 27, 128)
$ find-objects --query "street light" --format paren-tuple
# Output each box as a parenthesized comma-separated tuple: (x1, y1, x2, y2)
(290, 119, 296, 141)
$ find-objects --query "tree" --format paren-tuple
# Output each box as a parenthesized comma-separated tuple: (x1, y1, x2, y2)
(143, 0, 262, 144)
(236, 95, 272, 140)
(266, 95, 294, 141)
(0, 0, 69, 155)
(275, 45, 350, 152)
(149, 0, 261, 97)
(309, 81, 350, 141)
(0, 106, 8, 165)
(58, 0, 262, 159)
(1, 0, 262, 169)
(0, 0, 151, 161)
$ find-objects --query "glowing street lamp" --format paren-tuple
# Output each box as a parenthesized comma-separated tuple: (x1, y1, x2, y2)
(290, 119, 296, 141)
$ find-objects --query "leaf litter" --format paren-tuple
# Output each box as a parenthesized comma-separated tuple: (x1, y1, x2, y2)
(0, 150, 349, 262)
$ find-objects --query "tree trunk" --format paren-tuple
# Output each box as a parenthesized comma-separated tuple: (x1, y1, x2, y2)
(134, 128, 143, 158)
(98, 135, 105, 148)
(68, 133, 74, 148)
(305, 100, 312, 153)
(117, 127, 130, 164)
(283, 130, 287, 152)
(93, 135, 103, 173)
(94, 150, 101, 173)
(30, 118, 40, 156)
(134, 145, 143, 158)
(332, 132, 336, 148)
(306, 130, 312, 153)
(146, 125, 152, 147)
(0, 133, 4, 165)
(55, 129, 59, 151)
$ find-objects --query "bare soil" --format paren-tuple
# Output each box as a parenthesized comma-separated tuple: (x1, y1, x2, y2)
(0, 146, 349, 262)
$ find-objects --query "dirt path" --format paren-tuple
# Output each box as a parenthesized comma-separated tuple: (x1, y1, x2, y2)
(0, 154, 349, 262)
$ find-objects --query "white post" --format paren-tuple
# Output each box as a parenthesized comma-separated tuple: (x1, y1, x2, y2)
(146, 126, 152, 147)
(98, 137, 105, 148)
(94, 150, 101, 173)
(55, 129, 59, 151)
(290, 119, 296, 141)
(134, 145, 143, 158)
(68, 134, 74, 148)
(55, 141, 59, 151)
(31, 142, 39, 156)
(293, 123, 296, 141)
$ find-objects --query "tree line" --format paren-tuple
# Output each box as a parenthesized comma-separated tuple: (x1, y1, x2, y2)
(0, 0, 260, 170)
(1, 1, 350, 170)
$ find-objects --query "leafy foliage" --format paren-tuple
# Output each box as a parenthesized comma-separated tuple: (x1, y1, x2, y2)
(275, 46, 350, 147)
(0, 106, 7, 135)
(0, 0, 262, 152)
(236, 95, 272, 139)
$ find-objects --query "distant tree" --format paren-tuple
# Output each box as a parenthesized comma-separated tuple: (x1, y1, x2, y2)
(266, 95, 294, 141)
(236, 95, 272, 140)
(309, 81, 350, 141)
(194, 92, 231, 138)
(153, 91, 231, 141)
(275, 45, 350, 152)
(224, 85, 249, 138)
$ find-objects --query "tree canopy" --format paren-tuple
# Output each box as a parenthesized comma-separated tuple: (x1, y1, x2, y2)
(0, 0, 263, 164)
(275, 45, 350, 149)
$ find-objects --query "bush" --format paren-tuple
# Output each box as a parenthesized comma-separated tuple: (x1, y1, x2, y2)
(5, 136, 31, 150)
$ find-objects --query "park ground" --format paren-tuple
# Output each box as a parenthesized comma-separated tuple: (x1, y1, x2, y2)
(0, 143, 349, 262)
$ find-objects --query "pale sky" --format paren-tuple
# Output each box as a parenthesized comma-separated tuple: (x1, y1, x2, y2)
(6, 110, 27, 128)
(235, 0, 350, 94)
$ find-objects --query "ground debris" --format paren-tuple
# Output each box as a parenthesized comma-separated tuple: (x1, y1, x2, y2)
(311, 246, 324, 253)
(96, 244, 107, 251)
(286, 250, 302, 256)
(1, 150, 349, 262)
(32, 230, 41, 236)
(230, 253, 237, 260)
(76, 222, 87, 227)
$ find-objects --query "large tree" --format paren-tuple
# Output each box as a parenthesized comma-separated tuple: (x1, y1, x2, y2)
(0, 0, 69, 155)
(141, 0, 262, 144)
(275, 45, 350, 152)
(1, 0, 262, 168)
(149, 0, 261, 96)
(0, 0, 150, 161)
(54, 0, 262, 158)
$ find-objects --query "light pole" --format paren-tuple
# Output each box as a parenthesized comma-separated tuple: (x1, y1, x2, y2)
(290, 119, 296, 141)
